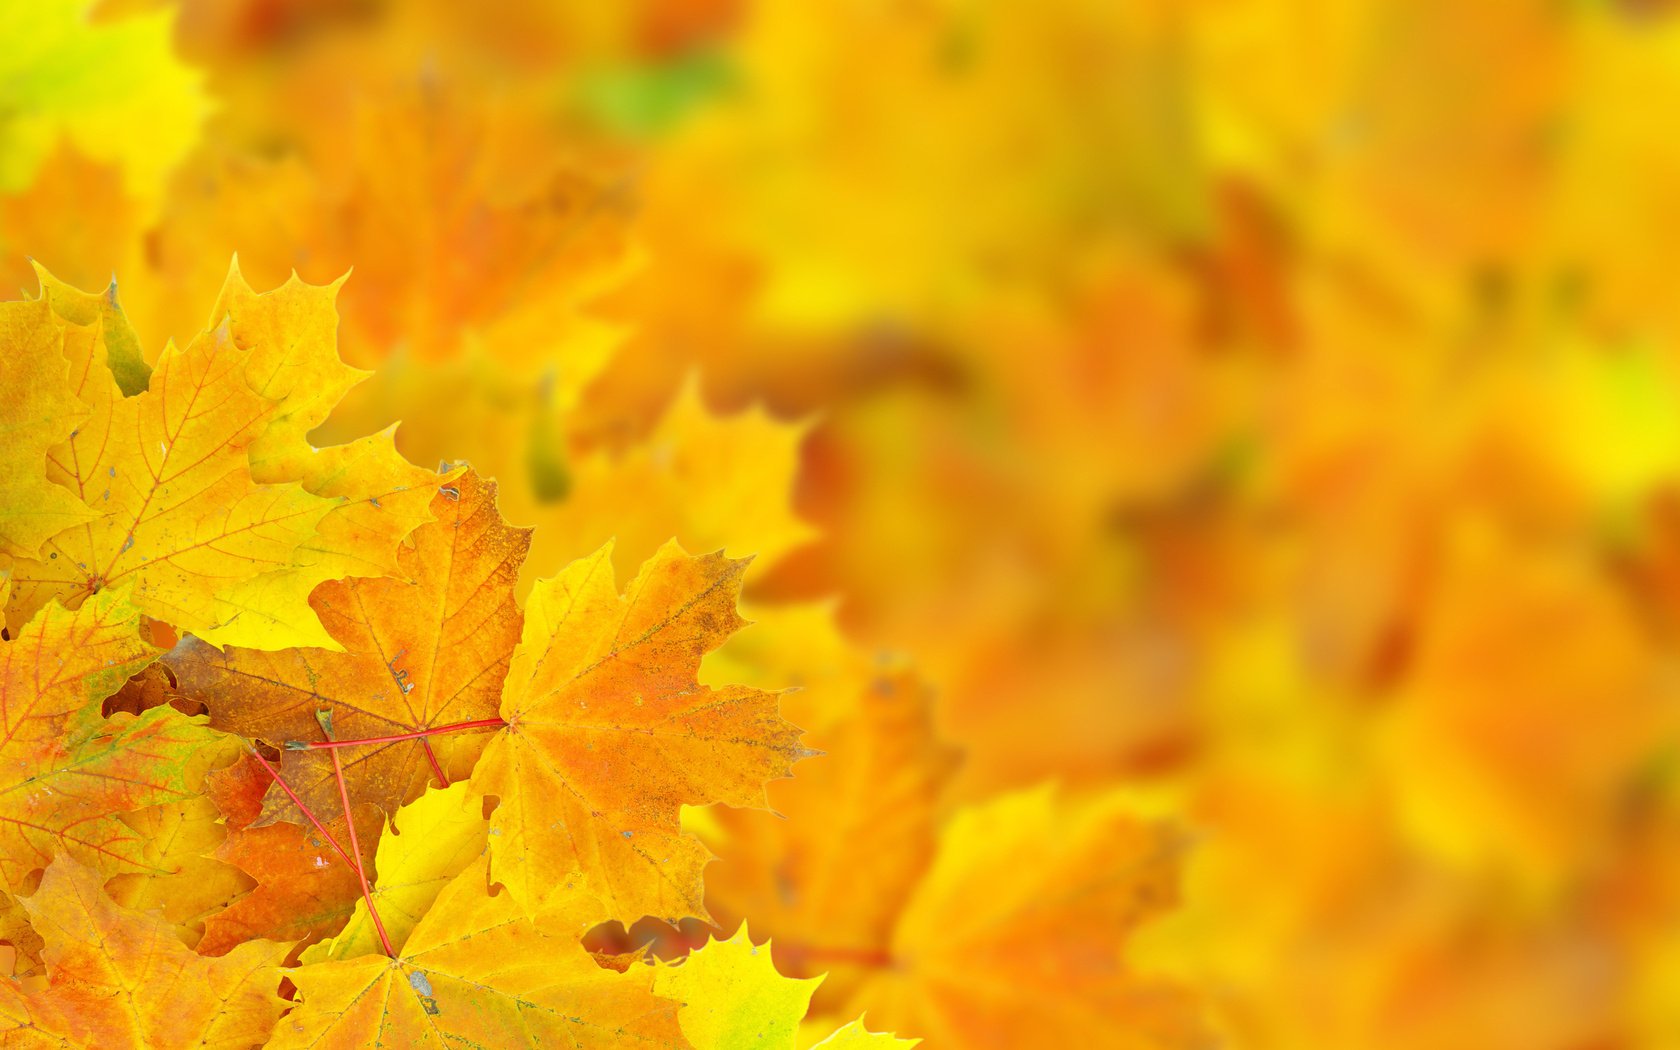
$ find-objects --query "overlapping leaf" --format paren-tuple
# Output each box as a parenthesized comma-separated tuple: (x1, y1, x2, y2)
(473, 541, 811, 922)
(652, 926, 914, 1050)
(1, 294, 329, 650)
(0, 298, 95, 558)
(5, 856, 286, 1049)
(703, 669, 957, 1010)
(101, 738, 256, 948)
(522, 381, 816, 583)
(6, 267, 441, 651)
(272, 856, 684, 1049)
(302, 782, 489, 965)
(0, 589, 226, 894)
(195, 753, 365, 958)
(209, 263, 443, 587)
(170, 469, 528, 824)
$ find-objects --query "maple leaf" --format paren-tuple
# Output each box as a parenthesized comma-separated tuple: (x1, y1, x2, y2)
(195, 753, 366, 958)
(102, 790, 256, 950)
(691, 604, 957, 1011)
(271, 856, 684, 1049)
(99, 727, 255, 948)
(7, 266, 444, 651)
(124, 32, 634, 408)
(207, 262, 445, 587)
(169, 469, 530, 824)
(31, 262, 150, 397)
(472, 540, 811, 923)
(302, 781, 489, 966)
(0, 588, 229, 894)
(846, 786, 1205, 1047)
(652, 926, 915, 1049)
(5, 295, 345, 650)
(0, 298, 96, 559)
(0, 856, 287, 1050)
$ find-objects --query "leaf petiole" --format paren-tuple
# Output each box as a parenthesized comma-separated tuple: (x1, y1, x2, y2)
(282, 717, 507, 751)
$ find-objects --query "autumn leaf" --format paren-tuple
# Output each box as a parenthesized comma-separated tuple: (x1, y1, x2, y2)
(6, 265, 446, 651)
(8, 855, 286, 1049)
(0, 298, 96, 559)
(195, 753, 366, 958)
(843, 786, 1205, 1047)
(170, 469, 529, 824)
(207, 261, 444, 587)
(0, 588, 229, 894)
(272, 856, 684, 1049)
(126, 26, 634, 414)
(5, 293, 346, 650)
(472, 540, 811, 923)
(100, 727, 255, 948)
(652, 925, 914, 1050)
(102, 792, 256, 949)
(31, 261, 149, 396)
(302, 781, 489, 965)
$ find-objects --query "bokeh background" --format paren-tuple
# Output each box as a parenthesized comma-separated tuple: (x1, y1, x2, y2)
(7, 0, 1680, 1046)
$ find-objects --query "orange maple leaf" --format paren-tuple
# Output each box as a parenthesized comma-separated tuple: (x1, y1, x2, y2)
(473, 540, 812, 923)
(0, 856, 286, 1049)
(194, 752, 366, 959)
(169, 469, 529, 824)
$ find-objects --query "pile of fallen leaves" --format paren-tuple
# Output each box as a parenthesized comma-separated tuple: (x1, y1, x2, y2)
(19, 1, 1680, 1048)
(0, 269, 924, 1048)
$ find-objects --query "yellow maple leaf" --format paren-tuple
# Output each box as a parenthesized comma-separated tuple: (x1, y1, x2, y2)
(302, 781, 489, 965)
(653, 925, 915, 1050)
(5, 304, 343, 650)
(0, 298, 96, 559)
(0, 588, 228, 895)
(101, 732, 256, 949)
(31, 260, 150, 396)
(6, 269, 441, 651)
(272, 855, 684, 1049)
(521, 379, 815, 586)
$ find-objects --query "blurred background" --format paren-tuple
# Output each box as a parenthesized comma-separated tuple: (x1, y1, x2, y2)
(8, 0, 1680, 1046)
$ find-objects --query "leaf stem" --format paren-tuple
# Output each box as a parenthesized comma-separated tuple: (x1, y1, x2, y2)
(286, 717, 507, 750)
(247, 747, 356, 871)
(328, 743, 397, 959)
(421, 737, 449, 787)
